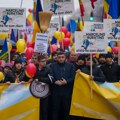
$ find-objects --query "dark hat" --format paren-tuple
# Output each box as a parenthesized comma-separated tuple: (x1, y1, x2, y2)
(14, 58, 22, 65)
(77, 55, 85, 61)
(105, 52, 113, 58)
(99, 54, 106, 58)
(86, 56, 97, 63)
(4, 63, 12, 69)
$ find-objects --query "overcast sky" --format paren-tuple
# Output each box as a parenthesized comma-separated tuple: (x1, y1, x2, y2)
(0, 0, 33, 15)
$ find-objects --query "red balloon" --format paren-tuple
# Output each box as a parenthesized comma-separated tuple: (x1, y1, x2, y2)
(25, 47, 34, 60)
(51, 44, 58, 53)
(65, 32, 71, 38)
(27, 41, 34, 48)
(61, 27, 68, 35)
(112, 47, 118, 53)
(63, 38, 71, 47)
(26, 63, 37, 78)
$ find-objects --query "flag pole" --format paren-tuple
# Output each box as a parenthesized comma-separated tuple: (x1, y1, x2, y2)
(90, 53, 93, 99)
(8, 30, 11, 63)
(58, 15, 64, 50)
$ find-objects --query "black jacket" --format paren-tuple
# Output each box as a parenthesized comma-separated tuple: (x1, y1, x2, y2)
(51, 62, 75, 94)
(81, 65, 105, 82)
(35, 66, 53, 84)
(100, 63, 120, 82)
(3, 70, 15, 83)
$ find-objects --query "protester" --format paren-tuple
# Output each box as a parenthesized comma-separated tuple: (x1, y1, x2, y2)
(12, 58, 25, 83)
(100, 53, 120, 82)
(34, 54, 53, 120)
(51, 52, 75, 120)
(81, 56, 105, 82)
(11, 52, 21, 61)
(2, 63, 15, 83)
(97, 54, 106, 67)
(69, 51, 78, 65)
(75, 55, 86, 71)
(47, 51, 58, 65)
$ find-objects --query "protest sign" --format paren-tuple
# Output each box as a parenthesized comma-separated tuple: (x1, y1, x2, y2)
(104, 19, 120, 41)
(48, 22, 59, 39)
(43, 0, 74, 15)
(34, 33, 48, 53)
(75, 31, 107, 53)
(0, 8, 26, 31)
(84, 22, 104, 32)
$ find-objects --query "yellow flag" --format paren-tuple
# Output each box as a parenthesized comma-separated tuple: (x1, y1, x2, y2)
(0, 83, 40, 120)
(70, 72, 120, 120)
(32, 21, 41, 43)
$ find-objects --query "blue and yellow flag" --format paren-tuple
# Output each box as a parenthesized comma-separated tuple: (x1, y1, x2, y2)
(0, 83, 39, 120)
(70, 72, 120, 120)
(0, 39, 8, 61)
(104, 0, 120, 19)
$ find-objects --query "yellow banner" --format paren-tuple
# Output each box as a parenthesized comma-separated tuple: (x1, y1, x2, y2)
(70, 72, 120, 120)
(0, 83, 40, 120)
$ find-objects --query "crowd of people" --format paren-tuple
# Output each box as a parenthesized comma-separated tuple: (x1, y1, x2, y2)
(0, 48, 120, 120)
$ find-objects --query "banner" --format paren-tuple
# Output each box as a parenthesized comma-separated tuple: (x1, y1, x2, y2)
(104, 19, 120, 41)
(84, 22, 104, 32)
(0, 83, 39, 120)
(75, 31, 107, 53)
(43, 0, 74, 15)
(34, 33, 48, 53)
(0, 8, 26, 32)
(70, 72, 120, 120)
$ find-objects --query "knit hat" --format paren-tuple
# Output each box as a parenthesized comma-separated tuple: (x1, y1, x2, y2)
(4, 63, 12, 69)
(14, 58, 22, 65)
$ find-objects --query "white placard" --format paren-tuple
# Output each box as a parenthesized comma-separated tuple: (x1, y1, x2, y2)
(75, 31, 107, 54)
(34, 33, 48, 53)
(48, 22, 59, 38)
(104, 19, 120, 41)
(43, 0, 74, 15)
(0, 8, 26, 31)
(84, 22, 104, 32)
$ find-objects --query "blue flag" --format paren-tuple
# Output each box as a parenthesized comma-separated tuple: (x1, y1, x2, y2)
(106, 0, 120, 18)
(36, 0, 43, 27)
(0, 39, 8, 61)
(66, 19, 77, 33)
(10, 29, 16, 42)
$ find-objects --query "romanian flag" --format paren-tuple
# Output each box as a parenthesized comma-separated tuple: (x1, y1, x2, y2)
(70, 72, 120, 120)
(0, 39, 8, 61)
(104, 0, 120, 19)
(0, 83, 39, 120)
(32, 0, 43, 43)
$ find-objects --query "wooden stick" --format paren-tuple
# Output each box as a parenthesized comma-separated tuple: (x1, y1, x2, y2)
(20, 0, 23, 8)
(58, 15, 64, 50)
(90, 54, 93, 99)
